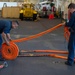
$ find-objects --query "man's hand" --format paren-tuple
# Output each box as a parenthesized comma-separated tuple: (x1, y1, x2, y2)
(2, 32, 11, 46)
(6, 33, 12, 41)
(61, 22, 66, 26)
(6, 41, 10, 46)
(9, 39, 12, 41)
(2, 32, 10, 46)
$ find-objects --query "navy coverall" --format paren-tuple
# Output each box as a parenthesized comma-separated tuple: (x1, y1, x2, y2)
(66, 11, 75, 65)
(0, 20, 12, 59)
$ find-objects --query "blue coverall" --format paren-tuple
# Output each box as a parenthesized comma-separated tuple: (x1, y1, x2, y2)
(0, 20, 12, 59)
(66, 11, 75, 65)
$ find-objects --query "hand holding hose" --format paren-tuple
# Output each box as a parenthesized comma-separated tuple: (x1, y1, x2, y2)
(6, 41, 10, 46)
(61, 22, 66, 26)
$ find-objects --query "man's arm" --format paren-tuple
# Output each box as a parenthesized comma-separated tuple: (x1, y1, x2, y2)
(65, 13, 75, 27)
(1, 32, 10, 46)
(6, 33, 12, 41)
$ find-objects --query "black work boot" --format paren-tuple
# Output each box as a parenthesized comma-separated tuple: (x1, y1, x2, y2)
(65, 61, 73, 66)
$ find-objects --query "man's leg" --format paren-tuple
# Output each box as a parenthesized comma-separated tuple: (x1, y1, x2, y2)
(0, 34, 6, 61)
(0, 34, 3, 60)
(0, 34, 4, 69)
(0, 34, 8, 69)
(66, 33, 75, 65)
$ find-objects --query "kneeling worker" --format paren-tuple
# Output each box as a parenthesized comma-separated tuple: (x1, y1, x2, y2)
(0, 20, 19, 69)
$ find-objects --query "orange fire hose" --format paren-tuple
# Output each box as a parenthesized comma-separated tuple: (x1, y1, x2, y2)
(2, 42, 19, 60)
(19, 52, 75, 61)
(13, 24, 63, 42)
(64, 26, 70, 41)
(18, 53, 68, 60)
(20, 50, 68, 54)
(2, 23, 69, 60)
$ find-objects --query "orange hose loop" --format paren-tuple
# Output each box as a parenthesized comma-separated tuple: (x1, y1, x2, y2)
(13, 23, 63, 43)
(2, 42, 19, 60)
(21, 50, 68, 54)
(64, 26, 70, 41)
